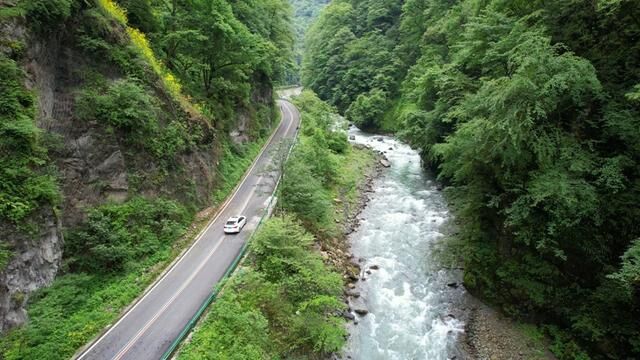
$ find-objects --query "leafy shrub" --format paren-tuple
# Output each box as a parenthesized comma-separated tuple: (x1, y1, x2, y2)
(325, 130, 348, 154)
(23, 0, 74, 31)
(345, 88, 388, 129)
(253, 217, 345, 354)
(279, 156, 331, 229)
(299, 131, 338, 184)
(77, 78, 159, 137)
(251, 215, 315, 281)
(291, 295, 347, 353)
(76, 78, 194, 158)
(65, 197, 190, 273)
(180, 274, 274, 360)
(609, 239, 640, 296)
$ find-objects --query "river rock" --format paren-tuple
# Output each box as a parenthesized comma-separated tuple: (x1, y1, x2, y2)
(376, 137, 384, 142)
(447, 282, 459, 288)
(380, 159, 391, 168)
(350, 300, 369, 316)
(342, 311, 356, 321)
(347, 283, 357, 289)
(346, 290, 361, 298)
(349, 261, 361, 271)
(369, 264, 380, 270)
(354, 308, 369, 316)
(349, 135, 356, 140)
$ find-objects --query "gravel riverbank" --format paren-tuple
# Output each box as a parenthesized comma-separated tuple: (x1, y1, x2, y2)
(459, 295, 557, 360)
(317, 144, 385, 287)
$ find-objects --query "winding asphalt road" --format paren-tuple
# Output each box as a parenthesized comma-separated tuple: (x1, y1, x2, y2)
(75, 100, 300, 360)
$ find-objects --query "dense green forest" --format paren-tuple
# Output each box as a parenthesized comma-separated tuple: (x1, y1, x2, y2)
(287, 0, 329, 83)
(304, 0, 640, 358)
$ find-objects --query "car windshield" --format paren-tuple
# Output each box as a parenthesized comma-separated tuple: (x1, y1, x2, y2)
(225, 220, 237, 225)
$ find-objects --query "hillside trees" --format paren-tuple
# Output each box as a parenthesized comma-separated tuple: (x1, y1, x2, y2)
(288, 0, 330, 84)
(303, 1, 399, 117)
(148, 0, 293, 120)
(305, 0, 640, 358)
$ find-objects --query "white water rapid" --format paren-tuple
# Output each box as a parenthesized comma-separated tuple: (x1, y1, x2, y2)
(345, 127, 466, 360)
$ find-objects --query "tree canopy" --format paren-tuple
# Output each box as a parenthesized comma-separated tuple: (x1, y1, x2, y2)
(305, 0, 640, 358)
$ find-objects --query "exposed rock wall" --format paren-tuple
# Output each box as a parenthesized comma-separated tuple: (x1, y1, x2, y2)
(0, 209, 63, 333)
(0, 18, 66, 334)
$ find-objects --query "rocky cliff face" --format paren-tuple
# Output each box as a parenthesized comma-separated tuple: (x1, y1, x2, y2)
(0, 209, 62, 333)
(0, 17, 65, 335)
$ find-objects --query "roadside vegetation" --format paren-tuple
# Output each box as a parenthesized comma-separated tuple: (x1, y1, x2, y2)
(180, 216, 345, 360)
(303, 0, 640, 358)
(179, 90, 377, 359)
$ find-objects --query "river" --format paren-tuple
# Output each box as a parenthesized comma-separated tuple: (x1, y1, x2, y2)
(345, 127, 467, 360)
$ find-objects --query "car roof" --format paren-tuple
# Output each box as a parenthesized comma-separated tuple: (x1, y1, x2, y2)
(227, 216, 243, 221)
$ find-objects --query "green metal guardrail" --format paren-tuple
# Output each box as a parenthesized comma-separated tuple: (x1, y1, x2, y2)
(160, 101, 299, 360)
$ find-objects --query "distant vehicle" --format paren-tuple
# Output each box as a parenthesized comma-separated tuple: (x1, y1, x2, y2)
(224, 216, 247, 234)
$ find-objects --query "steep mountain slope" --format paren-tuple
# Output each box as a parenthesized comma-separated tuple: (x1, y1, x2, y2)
(0, 0, 290, 339)
(304, 0, 640, 358)
(287, 0, 329, 84)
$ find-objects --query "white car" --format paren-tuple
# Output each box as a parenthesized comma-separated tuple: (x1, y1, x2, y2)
(224, 216, 247, 234)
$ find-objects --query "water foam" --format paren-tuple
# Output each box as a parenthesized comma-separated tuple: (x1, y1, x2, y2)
(345, 128, 464, 360)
